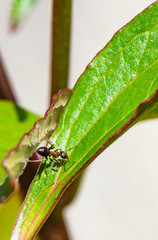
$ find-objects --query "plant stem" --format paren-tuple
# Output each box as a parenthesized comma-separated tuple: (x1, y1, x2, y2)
(49, 0, 72, 102)
(0, 54, 17, 102)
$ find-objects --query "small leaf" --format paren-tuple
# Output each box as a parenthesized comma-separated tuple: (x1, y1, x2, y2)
(10, 0, 38, 28)
(12, 2, 158, 239)
(0, 100, 40, 202)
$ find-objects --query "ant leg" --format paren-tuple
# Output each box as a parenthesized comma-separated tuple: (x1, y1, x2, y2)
(26, 159, 43, 163)
(49, 144, 55, 150)
(40, 135, 55, 149)
(49, 157, 61, 164)
(53, 148, 62, 152)
(54, 158, 61, 164)
(67, 156, 75, 164)
(66, 145, 77, 151)
(27, 155, 49, 163)
(49, 158, 55, 169)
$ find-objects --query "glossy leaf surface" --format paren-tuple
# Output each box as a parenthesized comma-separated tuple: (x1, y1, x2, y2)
(12, 2, 158, 239)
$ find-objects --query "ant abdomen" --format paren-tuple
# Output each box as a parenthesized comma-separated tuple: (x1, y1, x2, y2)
(37, 147, 50, 157)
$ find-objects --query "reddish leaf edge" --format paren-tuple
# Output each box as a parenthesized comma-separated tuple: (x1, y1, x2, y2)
(71, 1, 158, 94)
(13, 89, 158, 239)
(2, 89, 72, 189)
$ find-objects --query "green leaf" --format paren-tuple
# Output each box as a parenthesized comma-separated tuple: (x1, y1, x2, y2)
(0, 190, 22, 239)
(10, 0, 38, 28)
(143, 102, 158, 119)
(0, 100, 40, 202)
(12, 2, 158, 239)
(1, 90, 72, 202)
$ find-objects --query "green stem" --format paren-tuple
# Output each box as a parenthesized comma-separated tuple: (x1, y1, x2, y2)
(49, 0, 72, 102)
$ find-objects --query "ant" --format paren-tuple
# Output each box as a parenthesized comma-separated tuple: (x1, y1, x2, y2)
(27, 137, 70, 167)
(37, 141, 69, 164)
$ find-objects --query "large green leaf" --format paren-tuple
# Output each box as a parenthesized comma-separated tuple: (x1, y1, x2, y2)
(11, 2, 158, 239)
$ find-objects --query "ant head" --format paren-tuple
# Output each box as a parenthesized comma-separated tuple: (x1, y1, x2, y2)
(60, 151, 68, 159)
(37, 147, 50, 157)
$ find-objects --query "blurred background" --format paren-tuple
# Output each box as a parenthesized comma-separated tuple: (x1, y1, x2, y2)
(0, 0, 158, 239)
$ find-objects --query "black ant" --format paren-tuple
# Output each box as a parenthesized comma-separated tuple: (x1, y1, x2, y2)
(27, 138, 70, 167)
(37, 143, 69, 164)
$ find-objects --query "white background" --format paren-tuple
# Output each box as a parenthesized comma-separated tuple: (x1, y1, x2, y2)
(0, 0, 158, 239)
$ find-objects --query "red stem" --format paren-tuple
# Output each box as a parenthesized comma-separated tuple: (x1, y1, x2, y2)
(0, 54, 17, 102)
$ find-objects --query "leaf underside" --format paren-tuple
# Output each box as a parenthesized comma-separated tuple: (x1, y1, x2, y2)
(12, 2, 158, 239)
(1, 90, 71, 202)
(143, 102, 158, 119)
(0, 100, 40, 202)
